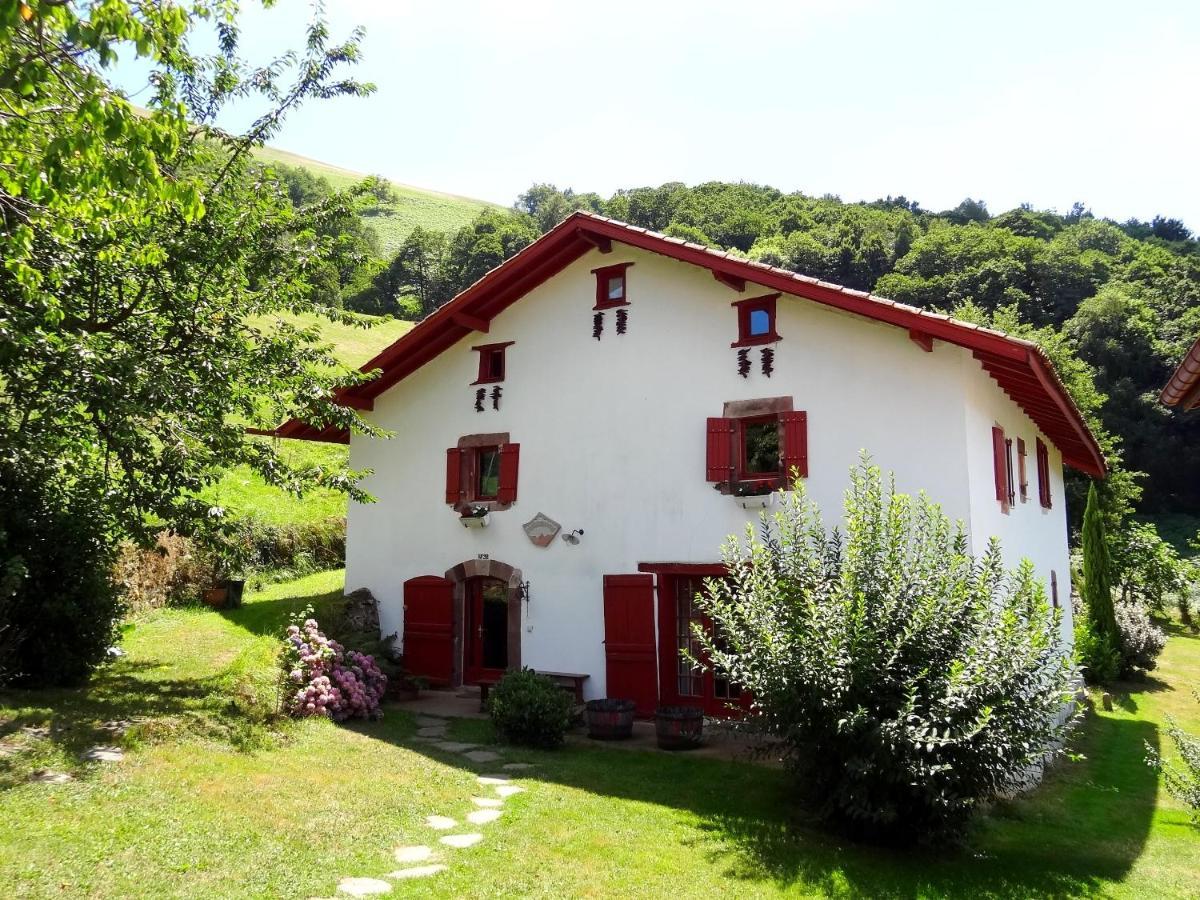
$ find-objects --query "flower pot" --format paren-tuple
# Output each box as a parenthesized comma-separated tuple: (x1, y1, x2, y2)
(202, 586, 228, 609)
(655, 705, 704, 750)
(223, 579, 246, 609)
(585, 699, 637, 740)
(460, 513, 490, 528)
(736, 491, 776, 510)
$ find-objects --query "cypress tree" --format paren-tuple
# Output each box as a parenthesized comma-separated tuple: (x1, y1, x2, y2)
(1082, 482, 1117, 641)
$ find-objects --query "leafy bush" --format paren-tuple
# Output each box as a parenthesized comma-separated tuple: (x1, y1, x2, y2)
(0, 461, 123, 687)
(1113, 600, 1166, 677)
(692, 460, 1078, 843)
(1074, 607, 1120, 685)
(282, 618, 387, 721)
(1146, 693, 1200, 823)
(113, 532, 217, 613)
(487, 668, 573, 748)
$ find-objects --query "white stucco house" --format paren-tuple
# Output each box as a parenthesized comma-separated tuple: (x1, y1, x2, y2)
(267, 212, 1106, 715)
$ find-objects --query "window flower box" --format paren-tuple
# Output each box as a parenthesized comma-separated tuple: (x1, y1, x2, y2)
(459, 506, 490, 528)
(731, 481, 776, 509)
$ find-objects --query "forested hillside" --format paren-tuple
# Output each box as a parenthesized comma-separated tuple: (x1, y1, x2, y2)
(326, 180, 1198, 531)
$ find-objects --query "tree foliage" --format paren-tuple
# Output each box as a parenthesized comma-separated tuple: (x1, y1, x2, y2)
(692, 461, 1077, 843)
(0, 0, 384, 545)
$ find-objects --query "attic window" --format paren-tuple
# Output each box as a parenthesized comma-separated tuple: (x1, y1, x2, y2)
(732, 293, 781, 347)
(471, 341, 514, 385)
(592, 262, 633, 310)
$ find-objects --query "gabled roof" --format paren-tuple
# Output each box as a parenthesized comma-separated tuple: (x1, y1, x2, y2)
(265, 211, 1106, 477)
(1162, 335, 1200, 411)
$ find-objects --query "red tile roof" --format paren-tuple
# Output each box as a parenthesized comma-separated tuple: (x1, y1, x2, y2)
(263, 211, 1106, 477)
(1162, 335, 1200, 411)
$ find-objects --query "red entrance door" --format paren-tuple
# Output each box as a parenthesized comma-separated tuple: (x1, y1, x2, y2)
(657, 573, 747, 717)
(464, 576, 509, 684)
(402, 576, 454, 686)
(602, 575, 658, 716)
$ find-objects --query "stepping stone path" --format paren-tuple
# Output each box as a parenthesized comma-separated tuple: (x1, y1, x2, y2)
(439, 833, 483, 849)
(82, 745, 124, 763)
(336, 876, 392, 896)
(30, 770, 73, 784)
(330, 718, 540, 893)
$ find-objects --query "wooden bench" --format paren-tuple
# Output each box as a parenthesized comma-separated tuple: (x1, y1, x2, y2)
(474, 670, 590, 710)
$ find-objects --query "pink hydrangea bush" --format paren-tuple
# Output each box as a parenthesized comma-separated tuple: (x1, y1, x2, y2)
(282, 618, 387, 721)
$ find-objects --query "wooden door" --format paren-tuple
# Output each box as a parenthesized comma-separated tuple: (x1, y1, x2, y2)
(657, 573, 747, 717)
(402, 576, 454, 685)
(464, 576, 508, 684)
(602, 575, 659, 716)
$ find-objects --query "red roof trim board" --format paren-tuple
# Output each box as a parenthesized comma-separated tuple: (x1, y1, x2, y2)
(263, 212, 1106, 477)
(1162, 335, 1200, 412)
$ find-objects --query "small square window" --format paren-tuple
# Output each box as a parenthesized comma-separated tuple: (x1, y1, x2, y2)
(740, 417, 780, 477)
(476, 447, 500, 499)
(471, 341, 514, 385)
(592, 262, 633, 309)
(732, 293, 781, 347)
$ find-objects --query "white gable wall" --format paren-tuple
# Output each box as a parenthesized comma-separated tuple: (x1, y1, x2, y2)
(346, 244, 1071, 695)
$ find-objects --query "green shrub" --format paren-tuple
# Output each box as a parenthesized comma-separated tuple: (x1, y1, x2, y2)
(0, 460, 123, 687)
(693, 460, 1078, 844)
(1074, 610, 1120, 684)
(487, 668, 573, 748)
(1146, 693, 1200, 823)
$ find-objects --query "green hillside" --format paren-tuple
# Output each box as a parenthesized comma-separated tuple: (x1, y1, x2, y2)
(208, 313, 413, 525)
(253, 145, 498, 255)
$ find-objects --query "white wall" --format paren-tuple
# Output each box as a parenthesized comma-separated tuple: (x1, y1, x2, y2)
(961, 357, 1076, 644)
(346, 244, 1072, 696)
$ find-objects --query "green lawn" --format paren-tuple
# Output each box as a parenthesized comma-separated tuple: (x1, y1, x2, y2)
(206, 314, 412, 526)
(1, 571, 1197, 898)
(253, 145, 499, 255)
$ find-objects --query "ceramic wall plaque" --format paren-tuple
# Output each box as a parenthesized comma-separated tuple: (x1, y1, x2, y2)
(522, 512, 561, 548)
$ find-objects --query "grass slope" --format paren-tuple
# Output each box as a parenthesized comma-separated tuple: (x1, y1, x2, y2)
(1, 570, 1197, 898)
(254, 145, 499, 255)
(206, 314, 412, 526)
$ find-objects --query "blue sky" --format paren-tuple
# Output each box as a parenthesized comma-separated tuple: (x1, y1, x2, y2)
(119, 0, 1200, 225)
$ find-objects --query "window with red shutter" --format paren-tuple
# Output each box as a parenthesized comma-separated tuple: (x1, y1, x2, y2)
(591, 262, 633, 310)
(991, 426, 1009, 509)
(1036, 438, 1052, 509)
(1017, 438, 1028, 502)
(706, 418, 735, 483)
(496, 443, 520, 504)
(779, 411, 808, 481)
(445, 448, 464, 505)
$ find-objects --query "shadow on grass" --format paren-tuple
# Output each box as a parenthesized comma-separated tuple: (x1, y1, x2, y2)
(364, 704, 1159, 898)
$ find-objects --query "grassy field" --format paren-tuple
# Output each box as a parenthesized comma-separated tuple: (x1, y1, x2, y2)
(254, 145, 499, 255)
(1, 570, 1197, 898)
(205, 314, 412, 526)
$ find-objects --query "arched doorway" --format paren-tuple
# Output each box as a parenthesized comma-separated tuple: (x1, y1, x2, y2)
(444, 558, 522, 687)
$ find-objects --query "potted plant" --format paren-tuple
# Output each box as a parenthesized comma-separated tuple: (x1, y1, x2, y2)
(459, 505, 490, 528)
(732, 480, 776, 510)
(201, 526, 253, 609)
(584, 698, 637, 740)
(655, 705, 704, 750)
(389, 673, 428, 702)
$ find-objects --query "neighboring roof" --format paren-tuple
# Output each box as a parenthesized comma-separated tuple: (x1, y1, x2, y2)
(1162, 335, 1200, 411)
(264, 211, 1106, 477)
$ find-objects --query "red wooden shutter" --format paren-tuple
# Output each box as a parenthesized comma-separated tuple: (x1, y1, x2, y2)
(402, 576, 455, 685)
(445, 448, 463, 505)
(497, 442, 520, 503)
(706, 418, 735, 482)
(1036, 438, 1052, 508)
(602, 574, 658, 716)
(1016, 438, 1028, 501)
(780, 411, 808, 480)
(991, 426, 1008, 503)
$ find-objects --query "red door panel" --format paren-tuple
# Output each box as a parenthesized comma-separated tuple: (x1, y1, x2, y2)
(402, 576, 454, 686)
(602, 575, 659, 716)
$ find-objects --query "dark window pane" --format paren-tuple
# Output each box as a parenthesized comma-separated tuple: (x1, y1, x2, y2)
(749, 307, 771, 335)
(477, 448, 500, 498)
(488, 349, 504, 379)
(675, 578, 702, 697)
(742, 420, 780, 475)
(607, 275, 624, 301)
(481, 579, 508, 669)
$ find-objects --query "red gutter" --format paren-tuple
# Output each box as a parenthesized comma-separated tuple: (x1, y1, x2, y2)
(1162, 335, 1200, 411)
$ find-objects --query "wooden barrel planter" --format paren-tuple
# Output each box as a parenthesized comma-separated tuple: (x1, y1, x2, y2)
(585, 699, 636, 740)
(655, 705, 704, 750)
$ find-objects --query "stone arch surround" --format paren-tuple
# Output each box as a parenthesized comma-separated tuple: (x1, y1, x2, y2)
(444, 558, 522, 687)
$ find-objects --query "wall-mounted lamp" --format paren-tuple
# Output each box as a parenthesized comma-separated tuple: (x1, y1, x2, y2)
(561, 529, 584, 545)
(518, 580, 531, 606)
